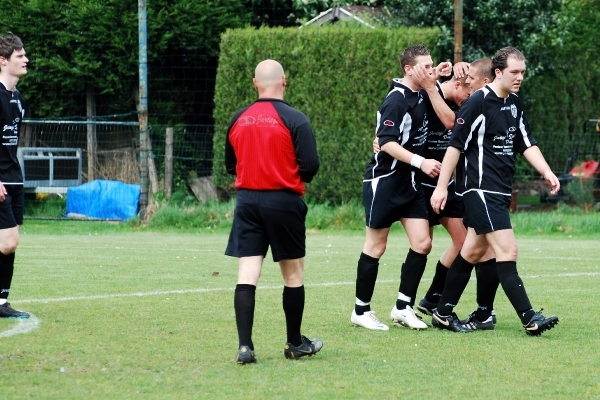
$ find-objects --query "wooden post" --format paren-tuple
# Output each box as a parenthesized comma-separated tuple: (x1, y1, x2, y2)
(165, 127, 174, 198)
(86, 88, 97, 181)
(454, 0, 463, 63)
(22, 123, 32, 147)
(147, 135, 159, 194)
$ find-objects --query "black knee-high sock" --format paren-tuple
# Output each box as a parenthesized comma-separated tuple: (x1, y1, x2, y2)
(234, 284, 256, 350)
(283, 285, 305, 346)
(424, 260, 448, 303)
(0, 252, 15, 300)
(474, 258, 500, 321)
(436, 254, 475, 316)
(355, 252, 379, 315)
(496, 261, 534, 324)
(396, 249, 428, 309)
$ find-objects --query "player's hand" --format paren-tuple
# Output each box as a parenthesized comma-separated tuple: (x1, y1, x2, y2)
(543, 171, 561, 195)
(413, 64, 437, 90)
(420, 159, 441, 178)
(0, 182, 6, 202)
(453, 62, 470, 79)
(430, 186, 448, 214)
(372, 137, 380, 153)
(435, 61, 453, 78)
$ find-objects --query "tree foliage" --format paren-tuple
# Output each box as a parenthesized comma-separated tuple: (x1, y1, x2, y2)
(523, 0, 600, 134)
(373, 0, 562, 67)
(0, 0, 250, 122)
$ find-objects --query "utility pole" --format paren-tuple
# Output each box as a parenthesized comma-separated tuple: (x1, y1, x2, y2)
(138, 0, 149, 217)
(454, 0, 463, 63)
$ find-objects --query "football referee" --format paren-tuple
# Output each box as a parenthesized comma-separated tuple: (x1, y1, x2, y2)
(225, 59, 322, 364)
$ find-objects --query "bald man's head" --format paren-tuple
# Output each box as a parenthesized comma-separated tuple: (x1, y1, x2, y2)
(254, 60, 286, 97)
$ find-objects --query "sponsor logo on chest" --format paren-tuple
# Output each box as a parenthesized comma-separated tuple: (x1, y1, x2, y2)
(499, 104, 518, 118)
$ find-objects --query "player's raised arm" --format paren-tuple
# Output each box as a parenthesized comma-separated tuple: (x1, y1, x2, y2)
(413, 64, 455, 129)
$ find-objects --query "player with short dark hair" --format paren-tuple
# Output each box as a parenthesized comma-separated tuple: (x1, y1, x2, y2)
(0, 32, 30, 319)
(350, 45, 444, 331)
(415, 59, 502, 331)
(464, 58, 493, 94)
(430, 47, 560, 335)
(225, 59, 322, 363)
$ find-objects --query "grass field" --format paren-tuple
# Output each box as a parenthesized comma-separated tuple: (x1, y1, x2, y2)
(1, 222, 599, 399)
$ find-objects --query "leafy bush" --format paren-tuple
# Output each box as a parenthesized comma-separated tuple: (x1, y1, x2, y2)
(213, 25, 440, 204)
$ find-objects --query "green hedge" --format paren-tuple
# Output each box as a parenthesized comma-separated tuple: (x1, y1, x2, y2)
(518, 63, 600, 178)
(212, 25, 440, 204)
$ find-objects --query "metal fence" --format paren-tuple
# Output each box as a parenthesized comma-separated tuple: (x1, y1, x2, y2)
(19, 119, 600, 218)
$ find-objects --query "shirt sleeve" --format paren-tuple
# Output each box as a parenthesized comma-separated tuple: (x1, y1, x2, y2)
(225, 109, 245, 175)
(291, 119, 320, 183)
(376, 92, 409, 148)
(448, 94, 483, 151)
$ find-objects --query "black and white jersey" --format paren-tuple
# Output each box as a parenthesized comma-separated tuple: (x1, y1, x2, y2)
(0, 82, 25, 185)
(449, 85, 537, 196)
(420, 82, 459, 187)
(364, 78, 428, 180)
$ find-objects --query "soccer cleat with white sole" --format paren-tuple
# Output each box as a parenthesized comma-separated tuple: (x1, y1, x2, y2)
(351, 310, 389, 331)
(390, 305, 428, 330)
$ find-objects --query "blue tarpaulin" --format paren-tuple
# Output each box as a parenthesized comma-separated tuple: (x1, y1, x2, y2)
(66, 180, 140, 220)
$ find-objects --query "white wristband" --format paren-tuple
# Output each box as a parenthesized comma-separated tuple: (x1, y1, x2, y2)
(410, 154, 425, 169)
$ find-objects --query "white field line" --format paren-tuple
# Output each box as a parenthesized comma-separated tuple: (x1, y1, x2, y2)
(18, 246, 600, 260)
(19, 245, 220, 252)
(3, 271, 597, 338)
(12, 271, 600, 305)
(0, 315, 41, 338)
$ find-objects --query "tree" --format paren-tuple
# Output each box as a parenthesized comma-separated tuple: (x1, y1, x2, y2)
(380, 0, 562, 65)
(0, 0, 251, 123)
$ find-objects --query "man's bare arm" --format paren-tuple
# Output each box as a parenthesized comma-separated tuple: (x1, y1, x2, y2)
(413, 64, 455, 129)
(523, 146, 560, 195)
(380, 141, 441, 178)
(430, 147, 461, 213)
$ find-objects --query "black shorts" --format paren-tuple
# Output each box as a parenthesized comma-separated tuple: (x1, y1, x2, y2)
(462, 190, 512, 235)
(363, 171, 428, 229)
(0, 185, 24, 229)
(225, 189, 307, 262)
(422, 182, 464, 227)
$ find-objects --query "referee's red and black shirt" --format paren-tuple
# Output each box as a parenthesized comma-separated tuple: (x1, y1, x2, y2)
(225, 98, 319, 196)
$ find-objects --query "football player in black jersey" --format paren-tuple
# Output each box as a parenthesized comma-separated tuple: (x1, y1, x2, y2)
(0, 33, 30, 319)
(373, 60, 502, 330)
(430, 47, 560, 336)
(413, 61, 500, 329)
(351, 45, 446, 331)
